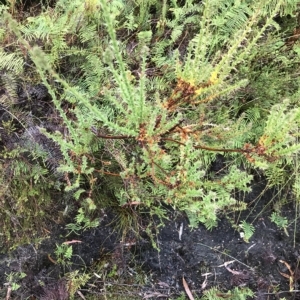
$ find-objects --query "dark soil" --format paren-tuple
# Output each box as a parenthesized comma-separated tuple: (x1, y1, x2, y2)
(1, 179, 300, 299)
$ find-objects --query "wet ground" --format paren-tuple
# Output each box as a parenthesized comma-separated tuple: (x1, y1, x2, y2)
(1, 179, 300, 299)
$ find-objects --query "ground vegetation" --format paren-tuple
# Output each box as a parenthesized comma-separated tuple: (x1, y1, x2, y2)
(0, 0, 300, 299)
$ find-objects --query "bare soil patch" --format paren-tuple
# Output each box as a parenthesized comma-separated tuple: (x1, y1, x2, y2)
(1, 179, 300, 299)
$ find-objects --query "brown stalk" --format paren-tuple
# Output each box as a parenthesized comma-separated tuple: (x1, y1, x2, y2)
(93, 133, 135, 140)
(161, 138, 247, 154)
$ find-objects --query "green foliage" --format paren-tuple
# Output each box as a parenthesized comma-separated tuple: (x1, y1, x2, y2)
(5, 271, 26, 292)
(0, 0, 299, 246)
(201, 287, 254, 300)
(55, 243, 73, 266)
(239, 221, 255, 243)
(0, 142, 60, 249)
(66, 207, 99, 236)
(270, 212, 289, 236)
(66, 270, 91, 298)
(270, 212, 288, 228)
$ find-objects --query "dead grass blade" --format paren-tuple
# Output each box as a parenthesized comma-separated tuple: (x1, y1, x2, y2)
(182, 276, 195, 300)
(77, 290, 86, 300)
(63, 240, 82, 244)
(143, 292, 169, 298)
(5, 286, 11, 300)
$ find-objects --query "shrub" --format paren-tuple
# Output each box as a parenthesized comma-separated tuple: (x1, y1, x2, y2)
(0, 0, 299, 248)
